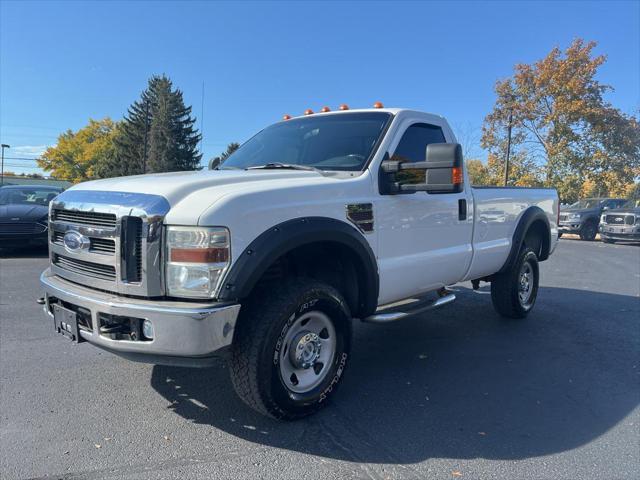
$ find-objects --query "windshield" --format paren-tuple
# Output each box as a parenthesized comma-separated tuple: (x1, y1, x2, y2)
(569, 199, 602, 209)
(622, 199, 640, 209)
(0, 187, 60, 206)
(221, 112, 391, 171)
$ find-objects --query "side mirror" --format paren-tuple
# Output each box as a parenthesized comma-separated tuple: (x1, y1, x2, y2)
(379, 143, 464, 195)
(602, 206, 610, 211)
(208, 157, 221, 170)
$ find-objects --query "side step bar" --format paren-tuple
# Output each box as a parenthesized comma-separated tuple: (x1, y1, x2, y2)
(363, 293, 456, 323)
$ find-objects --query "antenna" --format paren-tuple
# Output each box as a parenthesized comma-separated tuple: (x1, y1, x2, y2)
(200, 81, 205, 155)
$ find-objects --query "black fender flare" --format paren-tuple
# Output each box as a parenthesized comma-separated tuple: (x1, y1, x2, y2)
(218, 217, 379, 316)
(498, 206, 551, 273)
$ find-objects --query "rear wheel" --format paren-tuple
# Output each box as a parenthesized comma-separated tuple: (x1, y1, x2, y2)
(230, 279, 352, 420)
(491, 247, 539, 319)
(579, 221, 598, 241)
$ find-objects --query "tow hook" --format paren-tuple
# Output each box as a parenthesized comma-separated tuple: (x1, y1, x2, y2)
(36, 297, 46, 305)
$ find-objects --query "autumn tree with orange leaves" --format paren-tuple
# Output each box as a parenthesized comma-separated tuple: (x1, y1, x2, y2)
(480, 39, 639, 202)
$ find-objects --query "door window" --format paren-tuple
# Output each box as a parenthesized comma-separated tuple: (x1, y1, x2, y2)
(391, 123, 446, 184)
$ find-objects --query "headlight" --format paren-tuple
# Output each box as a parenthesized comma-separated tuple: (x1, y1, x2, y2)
(600, 214, 606, 223)
(165, 226, 230, 299)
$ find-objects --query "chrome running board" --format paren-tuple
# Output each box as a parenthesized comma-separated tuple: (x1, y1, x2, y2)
(363, 293, 456, 323)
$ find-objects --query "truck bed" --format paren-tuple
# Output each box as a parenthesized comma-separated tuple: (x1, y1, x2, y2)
(462, 186, 559, 281)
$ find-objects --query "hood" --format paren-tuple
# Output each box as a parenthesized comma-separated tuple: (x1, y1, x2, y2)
(604, 208, 640, 216)
(71, 169, 330, 206)
(561, 207, 600, 215)
(68, 169, 343, 225)
(0, 203, 49, 221)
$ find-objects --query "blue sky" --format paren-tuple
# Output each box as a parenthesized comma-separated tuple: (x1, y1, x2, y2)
(1, 0, 638, 174)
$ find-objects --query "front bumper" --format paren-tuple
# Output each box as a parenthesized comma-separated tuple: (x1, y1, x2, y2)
(41, 269, 241, 366)
(558, 222, 582, 234)
(599, 225, 640, 242)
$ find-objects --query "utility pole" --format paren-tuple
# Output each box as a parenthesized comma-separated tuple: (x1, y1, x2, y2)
(1, 144, 10, 186)
(504, 104, 513, 186)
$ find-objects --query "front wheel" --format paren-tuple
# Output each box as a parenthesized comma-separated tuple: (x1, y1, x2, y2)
(491, 247, 540, 319)
(230, 279, 352, 420)
(579, 221, 598, 241)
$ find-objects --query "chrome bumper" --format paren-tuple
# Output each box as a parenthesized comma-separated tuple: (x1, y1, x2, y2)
(599, 224, 640, 241)
(558, 222, 581, 233)
(41, 269, 240, 365)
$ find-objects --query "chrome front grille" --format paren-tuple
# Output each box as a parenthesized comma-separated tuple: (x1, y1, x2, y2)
(604, 214, 635, 225)
(53, 253, 117, 281)
(48, 190, 170, 297)
(52, 209, 117, 229)
(52, 231, 116, 255)
(559, 214, 568, 222)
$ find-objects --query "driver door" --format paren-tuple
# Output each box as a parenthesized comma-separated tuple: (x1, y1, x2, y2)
(375, 120, 473, 305)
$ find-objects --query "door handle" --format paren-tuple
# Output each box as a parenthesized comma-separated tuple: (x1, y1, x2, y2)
(458, 199, 467, 221)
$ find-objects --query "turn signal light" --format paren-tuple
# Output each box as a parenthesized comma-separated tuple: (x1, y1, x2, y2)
(339, 104, 349, 110)
(452, 166, 463, 185)
(321, 106, 331, 112)
(373, 101, 384, 108)
(304, 109, 314, 115)
(170, 248, 229, 263)
(283, 114, 292, 120)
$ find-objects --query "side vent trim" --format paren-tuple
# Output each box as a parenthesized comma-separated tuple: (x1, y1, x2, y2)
(346, 203, 374, 234)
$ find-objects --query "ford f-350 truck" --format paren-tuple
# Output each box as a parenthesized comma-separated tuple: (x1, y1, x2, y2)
(41, 106, 559, 419)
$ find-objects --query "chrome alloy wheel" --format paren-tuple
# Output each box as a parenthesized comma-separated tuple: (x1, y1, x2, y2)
(279, 311, 337, 394)
(518, 260, 534, 306)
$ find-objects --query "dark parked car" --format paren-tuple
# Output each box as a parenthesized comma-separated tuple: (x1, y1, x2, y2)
(599, 198, 640, 244)
(0, 185, 63, 247)
(558, 197, 627, 241)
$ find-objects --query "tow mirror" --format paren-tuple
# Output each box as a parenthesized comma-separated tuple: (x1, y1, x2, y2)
(208, 157, 221, 170)
(379, 143, 464, 195)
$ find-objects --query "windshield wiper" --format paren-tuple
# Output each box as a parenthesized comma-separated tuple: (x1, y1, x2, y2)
(246, 163, 323, 174)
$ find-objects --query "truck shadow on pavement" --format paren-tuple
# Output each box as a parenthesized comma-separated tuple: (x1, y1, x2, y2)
(151, 286, 639, 464)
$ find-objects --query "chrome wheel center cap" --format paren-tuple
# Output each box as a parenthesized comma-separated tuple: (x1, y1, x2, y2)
(290, 332, 322, 369)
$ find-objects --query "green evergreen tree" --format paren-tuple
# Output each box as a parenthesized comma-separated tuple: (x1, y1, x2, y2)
(113, 75, 202, 176)
(211, 142, 240, 166)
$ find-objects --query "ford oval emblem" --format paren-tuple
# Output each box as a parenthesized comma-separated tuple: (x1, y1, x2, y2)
(63, 231, 90, 253)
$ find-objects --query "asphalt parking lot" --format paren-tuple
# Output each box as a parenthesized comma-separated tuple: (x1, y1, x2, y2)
(1, 238, 639, 480)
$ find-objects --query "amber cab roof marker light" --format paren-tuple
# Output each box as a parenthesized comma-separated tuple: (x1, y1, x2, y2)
(320, 106, 331, 113)
(282, 114, 292, 120)
(304, 109, 314, 115)
(373, 101, 384, 108)
(339, 104, 349, 111)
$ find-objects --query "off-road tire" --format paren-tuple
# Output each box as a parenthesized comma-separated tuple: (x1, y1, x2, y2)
(579, 220, 598, 241)
(491, 247, 539, 319)
(230, 279, 352, 420)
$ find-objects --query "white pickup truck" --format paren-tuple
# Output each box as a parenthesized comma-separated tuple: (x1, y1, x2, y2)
(41, 106, 559, 419)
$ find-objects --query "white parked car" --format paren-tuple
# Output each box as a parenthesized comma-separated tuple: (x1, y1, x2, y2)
(41, 105, 559, 419)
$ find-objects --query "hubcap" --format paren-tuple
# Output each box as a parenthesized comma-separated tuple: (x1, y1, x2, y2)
(279, 311, 336, 394)
(290, 332, 322, 369)
(518, 260, 534, 306)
